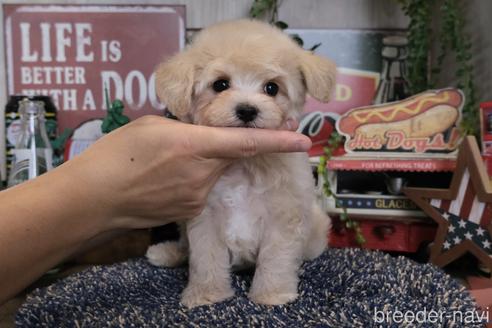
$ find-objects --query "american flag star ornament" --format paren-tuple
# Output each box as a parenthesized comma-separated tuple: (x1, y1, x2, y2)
(404, 136, 492, 271)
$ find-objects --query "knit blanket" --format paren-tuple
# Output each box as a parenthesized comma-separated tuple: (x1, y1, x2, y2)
(16, 248, 482, 327)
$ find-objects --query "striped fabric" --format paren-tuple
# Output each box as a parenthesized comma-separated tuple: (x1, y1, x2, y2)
(430, 169, 492, 229)
(429, 169, 492, 253)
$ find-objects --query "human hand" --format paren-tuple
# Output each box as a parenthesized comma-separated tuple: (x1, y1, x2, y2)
(59, 115, 311, 231)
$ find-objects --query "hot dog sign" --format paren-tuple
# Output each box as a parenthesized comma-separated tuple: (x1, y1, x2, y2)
(337, 88, 464, 155)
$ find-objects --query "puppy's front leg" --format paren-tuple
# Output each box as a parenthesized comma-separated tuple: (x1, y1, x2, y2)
(249, 234, 302, 305)
(181, 210, 234, 308)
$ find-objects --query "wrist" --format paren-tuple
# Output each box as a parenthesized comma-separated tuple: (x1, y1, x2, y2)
(0, 162, 116, 301)
(37, 160, 116, 236)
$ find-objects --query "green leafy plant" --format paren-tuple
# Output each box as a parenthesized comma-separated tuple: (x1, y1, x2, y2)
(397, 0, 478, 135)
(437, 0, 477, 135)
(101, 85, 130, 134)
(249, 0, 278, 22)
(249, 0, 320, 51)
(317, 133, 366, 246)
(397, 0, 433, 93)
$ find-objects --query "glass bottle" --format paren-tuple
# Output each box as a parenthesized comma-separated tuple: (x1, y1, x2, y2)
(7, 98, 53, 187)
(373, 36, 411, 104)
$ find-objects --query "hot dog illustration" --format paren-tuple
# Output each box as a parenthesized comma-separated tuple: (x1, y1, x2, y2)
(337, 89, 463, 142)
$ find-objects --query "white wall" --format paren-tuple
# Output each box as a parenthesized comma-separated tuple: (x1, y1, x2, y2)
(279, 0, 408, 29)
(0, 0, 408, 29)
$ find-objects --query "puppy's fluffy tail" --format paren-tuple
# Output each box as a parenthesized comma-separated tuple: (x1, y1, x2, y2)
(303, 202, 331, 260)
(146, 240, 187, 267)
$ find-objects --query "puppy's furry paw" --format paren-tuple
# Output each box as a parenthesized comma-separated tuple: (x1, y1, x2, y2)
(181, 283, 234, 308)
(146, 241, 186, 267)
(249, 290, 298, 306)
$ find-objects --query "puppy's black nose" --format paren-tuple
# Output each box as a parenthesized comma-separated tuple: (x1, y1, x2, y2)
(235, 104, 258, 123)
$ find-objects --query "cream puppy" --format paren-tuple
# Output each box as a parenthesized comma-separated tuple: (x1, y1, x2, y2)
(146, 19, 335, 308)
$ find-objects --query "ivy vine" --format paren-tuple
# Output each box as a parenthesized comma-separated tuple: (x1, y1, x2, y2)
(249, 0, 320, 51)
(397, 0, 478, 135)
(396, 0, 433, 94)
(317, 133, 366, 245)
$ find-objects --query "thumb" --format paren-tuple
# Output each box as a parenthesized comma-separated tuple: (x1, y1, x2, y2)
(197, 127, 312, 158)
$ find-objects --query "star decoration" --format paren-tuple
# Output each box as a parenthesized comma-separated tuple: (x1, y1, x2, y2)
(404, 137, 492, 272)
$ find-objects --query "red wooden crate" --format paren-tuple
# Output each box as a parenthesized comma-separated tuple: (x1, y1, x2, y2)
(329, 216, 437, 252)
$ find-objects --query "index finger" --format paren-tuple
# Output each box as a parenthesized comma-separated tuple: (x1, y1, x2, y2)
(197, 126, 312, 158)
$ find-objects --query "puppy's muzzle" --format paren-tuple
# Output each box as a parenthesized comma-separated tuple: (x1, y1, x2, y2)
(235, 104, 259, 123)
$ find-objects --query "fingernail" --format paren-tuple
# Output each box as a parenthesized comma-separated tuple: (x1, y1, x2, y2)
(295, 138, 312, 152)
(286, 120, 293, 130)
(286, 118, 299, 131)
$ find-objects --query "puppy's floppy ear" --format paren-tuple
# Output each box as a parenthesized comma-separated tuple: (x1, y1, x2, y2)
(298, 50, 337, 103)
(155, 51, 195, 122)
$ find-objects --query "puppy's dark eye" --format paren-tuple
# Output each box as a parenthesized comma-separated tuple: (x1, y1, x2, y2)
(264, 82, 279, 97)
(212, 79, 230, 92)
